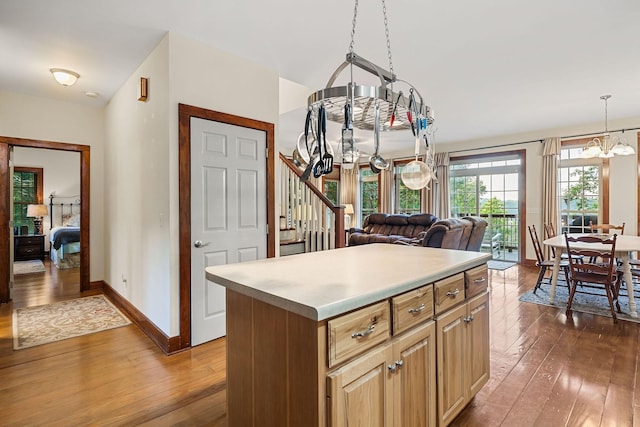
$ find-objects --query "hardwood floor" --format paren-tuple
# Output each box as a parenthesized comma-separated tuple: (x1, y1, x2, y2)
(1, 260, 227, 426)
(1, 260, 639, 426)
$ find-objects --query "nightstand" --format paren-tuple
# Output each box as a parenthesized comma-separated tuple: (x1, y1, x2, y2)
(14, 234, 45, 261)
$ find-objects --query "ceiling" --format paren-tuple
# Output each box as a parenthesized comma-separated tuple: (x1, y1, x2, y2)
(2, 0, 640, 156)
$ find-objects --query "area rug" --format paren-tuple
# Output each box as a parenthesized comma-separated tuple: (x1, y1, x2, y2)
(13, 260, 46, 275)
(519, 280, 640, 324)
(12, 295, 131, 350)
(488, 260, 516, 271)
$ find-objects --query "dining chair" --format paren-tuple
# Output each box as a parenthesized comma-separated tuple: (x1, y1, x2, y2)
(564, 232, 620, 323)
(544, 222, 584, 264)
(589, 221, 625, 235)
(528, 225, 570, 294)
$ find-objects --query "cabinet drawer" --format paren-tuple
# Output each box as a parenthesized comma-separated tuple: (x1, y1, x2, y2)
(17, 237, 42, 246)
(465, 264, 488, 298)
(16, 246, 40, 257)
(328, 301, 390, 368)
(434, 273, 465, 315)
(392, 285, 434, 335)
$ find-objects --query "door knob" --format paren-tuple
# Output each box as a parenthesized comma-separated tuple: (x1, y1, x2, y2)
(194, 240, 209, 248)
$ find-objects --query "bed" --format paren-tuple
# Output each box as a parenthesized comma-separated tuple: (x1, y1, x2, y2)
(49, 195, 81, 269)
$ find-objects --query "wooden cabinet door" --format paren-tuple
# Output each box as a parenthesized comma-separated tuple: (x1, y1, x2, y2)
(436, 302, 468, 426)
(466, 292, 490, 397)
(327, 343, 394, 427)
(393, 321, 437, 427)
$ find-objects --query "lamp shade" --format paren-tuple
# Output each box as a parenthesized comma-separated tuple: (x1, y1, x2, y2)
(26, 204, 48, 217)
(344, 204, 355, 215)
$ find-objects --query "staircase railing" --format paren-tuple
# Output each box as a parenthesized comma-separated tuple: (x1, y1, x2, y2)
(279, 153, 345, 252)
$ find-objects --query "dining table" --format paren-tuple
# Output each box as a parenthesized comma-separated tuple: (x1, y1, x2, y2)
(542, 233, 640, 318)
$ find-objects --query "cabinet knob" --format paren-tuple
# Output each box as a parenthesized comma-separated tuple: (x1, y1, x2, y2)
(395, 360, 404, 368)
(387, 364, 397, 373)
(463, 316, 474, 323)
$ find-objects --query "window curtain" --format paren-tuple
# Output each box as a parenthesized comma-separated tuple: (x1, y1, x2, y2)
(379, 168, 392, 214)
(542, 137, 561, 258)
(340, 166, 358, 224)
(426, 152, 450, 219)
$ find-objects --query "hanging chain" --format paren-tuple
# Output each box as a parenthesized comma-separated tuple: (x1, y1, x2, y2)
(603, 95, 610, 132)
(381, 0, 394, 80)
(349, 0, 359, 55)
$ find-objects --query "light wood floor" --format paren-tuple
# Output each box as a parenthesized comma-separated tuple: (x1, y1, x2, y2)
(1, 260, 639, 426)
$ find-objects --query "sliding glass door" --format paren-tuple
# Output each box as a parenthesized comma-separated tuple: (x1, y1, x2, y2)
(449, 153, 524, 261)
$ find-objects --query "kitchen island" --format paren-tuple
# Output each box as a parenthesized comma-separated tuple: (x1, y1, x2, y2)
(206, 243, 492, 427)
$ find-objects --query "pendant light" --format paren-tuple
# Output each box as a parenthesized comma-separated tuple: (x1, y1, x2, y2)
(580, 95, 635, 158)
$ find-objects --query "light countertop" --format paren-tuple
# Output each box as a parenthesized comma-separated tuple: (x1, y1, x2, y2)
(205, 243, 491, 321)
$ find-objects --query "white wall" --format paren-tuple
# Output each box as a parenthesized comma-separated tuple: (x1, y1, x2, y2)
(13, 147, 80, 251)
(441, 117, 640, 261)
(104, 32, 279, 337)
(0, 90, 105, 280)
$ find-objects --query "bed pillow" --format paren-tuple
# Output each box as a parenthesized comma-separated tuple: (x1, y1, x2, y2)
(62, 213, 80, 227)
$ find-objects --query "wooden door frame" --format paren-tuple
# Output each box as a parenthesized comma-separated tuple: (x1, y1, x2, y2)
(178, 104, 276, 350)
(0, 136, 90, 303)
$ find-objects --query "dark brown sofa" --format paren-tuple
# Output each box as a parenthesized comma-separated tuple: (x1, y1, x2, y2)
(348, 213, 439, 246)
(349, 214, 487, 251)
(421, 216, 487, 251)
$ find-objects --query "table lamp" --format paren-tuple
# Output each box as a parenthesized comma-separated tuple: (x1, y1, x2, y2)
(344, 204, 354, 230)
(27, 204, 48, 235)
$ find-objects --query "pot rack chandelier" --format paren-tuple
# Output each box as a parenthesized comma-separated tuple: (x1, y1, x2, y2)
(308, 0, 433, 131)
(580, 95, 635, 158)
(304, 0, 435, 184)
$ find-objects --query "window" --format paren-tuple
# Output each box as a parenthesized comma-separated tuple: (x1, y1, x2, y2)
(323, 180, 338, 205)
(449, 154, 523, 261)
(322, 166, 340, 205)
(13, 167, 44, 234)
(393, 160, 422, 214)
(359, 167, 379, 224)
(558, 140, 608, 233)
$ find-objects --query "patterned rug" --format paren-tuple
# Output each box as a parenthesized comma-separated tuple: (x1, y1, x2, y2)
(14, 260, 46, 275)
(519, 279, 640, 324)
(13, 295, 131, 350)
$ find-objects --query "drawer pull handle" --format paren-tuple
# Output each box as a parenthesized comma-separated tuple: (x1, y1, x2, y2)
(408, 304, 425, 314)
(446, 289, 460, 298)
(474, 277, 486, 283)
(351, 324, 375, 339)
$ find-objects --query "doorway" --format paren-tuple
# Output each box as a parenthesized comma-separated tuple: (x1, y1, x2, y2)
(0, 137, 90, 304)
(449, 150, 526, 262)
(177, 104, 276, 350)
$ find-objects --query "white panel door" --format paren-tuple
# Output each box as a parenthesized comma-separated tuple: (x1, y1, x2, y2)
(191, 117, 267, 346)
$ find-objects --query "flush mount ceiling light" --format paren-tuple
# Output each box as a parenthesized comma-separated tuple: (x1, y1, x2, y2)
(580, 95, 635, 158)
(49, 68, 80, 86)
